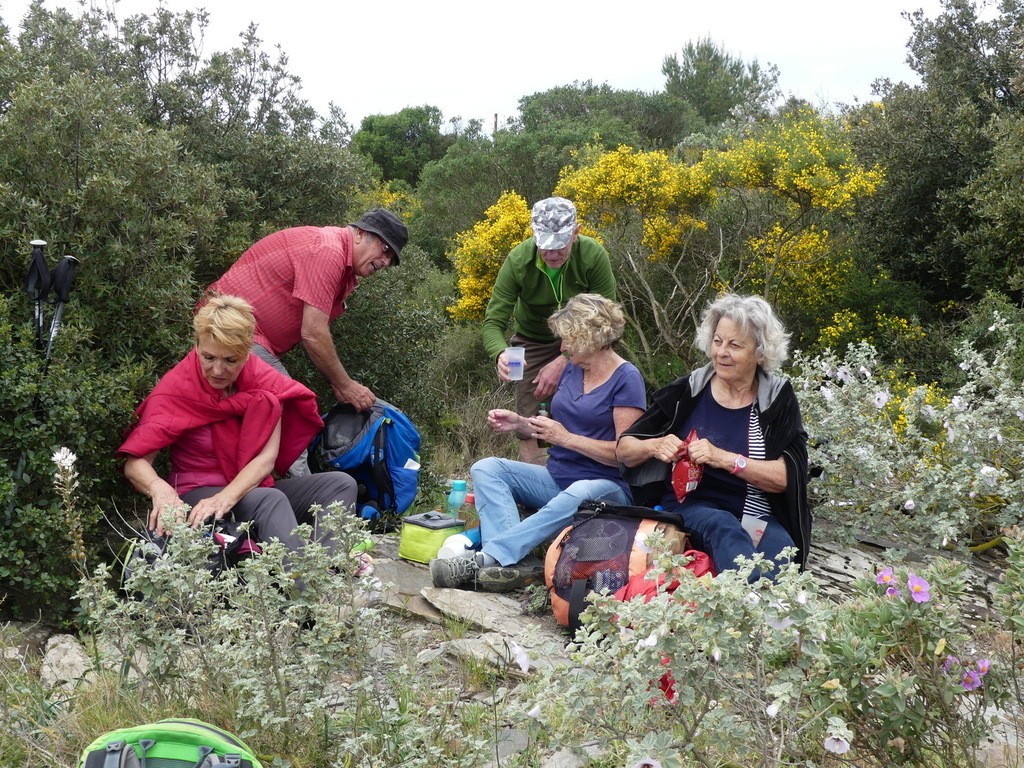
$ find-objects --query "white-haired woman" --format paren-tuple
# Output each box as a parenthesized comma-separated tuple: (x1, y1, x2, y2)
(616, 294, 810, 579)
(432, 293, 647, 591)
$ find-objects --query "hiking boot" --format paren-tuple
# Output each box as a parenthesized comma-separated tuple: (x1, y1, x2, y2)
(430, 553, 480, 589)
(476, 562, 545, 593)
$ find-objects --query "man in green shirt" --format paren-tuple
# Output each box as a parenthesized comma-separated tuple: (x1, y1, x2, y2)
(481, 197, 617, 463)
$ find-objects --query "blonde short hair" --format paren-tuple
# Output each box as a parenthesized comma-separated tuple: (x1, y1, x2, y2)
(695, 293, 790, 372)
(194, 294, 255, 358)
(547, 293, 626, 356)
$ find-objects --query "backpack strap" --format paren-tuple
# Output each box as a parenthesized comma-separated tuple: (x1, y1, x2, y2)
(100, 740, 125, 768)
(568, 578, 590, 633)
(370, 418, 397, 512)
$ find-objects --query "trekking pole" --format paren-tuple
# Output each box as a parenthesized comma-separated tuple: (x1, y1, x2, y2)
(43, 255, 80, 370)
(24, 239, 51, 352)
(4, 248, 78, 528)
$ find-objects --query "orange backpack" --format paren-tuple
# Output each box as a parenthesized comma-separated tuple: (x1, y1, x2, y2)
(544, 500, 710, 630)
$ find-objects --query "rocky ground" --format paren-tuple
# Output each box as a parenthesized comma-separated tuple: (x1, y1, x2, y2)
(3, 522, 1021, 767)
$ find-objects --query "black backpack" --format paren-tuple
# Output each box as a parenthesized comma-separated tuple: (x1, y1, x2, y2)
(119, 520, 262, 599)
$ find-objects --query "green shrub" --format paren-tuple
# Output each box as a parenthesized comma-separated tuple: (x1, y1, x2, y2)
(64, 508, 491, 767)
(791, 308, 1024, 547)
(530, 551, 1004, 768)
(0, 296, 144, 619)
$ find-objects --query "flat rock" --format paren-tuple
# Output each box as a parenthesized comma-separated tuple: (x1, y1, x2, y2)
(423, 588, 564, 644)
(39, 633, 91, 691)
(479, 727, 531, 768)
(445, 631, 563, 675)
(372, 555, 443, 623)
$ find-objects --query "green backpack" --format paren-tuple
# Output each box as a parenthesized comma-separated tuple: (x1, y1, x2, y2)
(78, 718, 263, 768)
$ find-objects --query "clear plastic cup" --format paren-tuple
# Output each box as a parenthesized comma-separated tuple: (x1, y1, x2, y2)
(505, 346, 525, 381)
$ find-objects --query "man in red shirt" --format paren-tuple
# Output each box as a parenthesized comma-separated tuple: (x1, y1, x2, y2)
(207, 209, 407, 414)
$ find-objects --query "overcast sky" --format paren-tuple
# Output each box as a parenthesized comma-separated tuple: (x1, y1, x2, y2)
(2, 0, 948, 130)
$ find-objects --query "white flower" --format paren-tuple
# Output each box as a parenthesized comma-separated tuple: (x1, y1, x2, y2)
(904, 499, 915, 511)
(637, 632, 659, 648)
(836, 365, 852, 383)
(510, 641, 530, 674)
(980, 465, 999, 485)
(824, 736, 851, 755)
(711, 646, 722, 662)
(52, 447, 77, 472)
(795, 590, 809, 605)
(873, 391, 889, 409)
(527, 703, 542, 719)
(629, 760, 662, 768)
(744, 591, 761, 607)
(951, 396, 965, 411)
(820, 385, 834, 402)
(766, 701, 780, 718)
(634, 531, 652, 554)
(959, 361, 970, 371)
(766, 614, 794, 631)
(989, 323, 997, 332)
(859, 365, 871, 379)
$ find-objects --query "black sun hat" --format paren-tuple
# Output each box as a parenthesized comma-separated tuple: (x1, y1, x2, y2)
(351, 209, 408, 265)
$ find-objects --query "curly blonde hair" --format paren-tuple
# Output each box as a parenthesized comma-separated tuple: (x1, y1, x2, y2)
(548, 293, 626, 356)
(194, 294, 255, 358)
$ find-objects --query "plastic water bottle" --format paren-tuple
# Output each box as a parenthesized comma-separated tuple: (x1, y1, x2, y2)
(537, 403, 550, 448)
(437, 532, 479, 559)
(446, 479, 468, 519)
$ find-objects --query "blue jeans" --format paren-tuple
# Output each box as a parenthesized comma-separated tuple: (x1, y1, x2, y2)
(670, 500, 793, 582)
(471, 456, 630, 566)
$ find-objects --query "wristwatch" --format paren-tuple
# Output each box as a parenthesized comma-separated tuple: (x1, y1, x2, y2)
(731, 455, 748, 475)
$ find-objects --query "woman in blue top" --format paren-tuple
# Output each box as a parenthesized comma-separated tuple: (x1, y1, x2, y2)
(431, 294, 646, 591)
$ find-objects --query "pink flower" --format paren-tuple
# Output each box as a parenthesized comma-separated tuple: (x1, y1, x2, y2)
(876, 567, 894, 585)
(885, 586, 901, 599)
(962, 670, 982, 691)
(907, 573, 931, 603)
(943, 655, 960, 673)
(824, 736, 851, 755)
(977, 659, 991, 676)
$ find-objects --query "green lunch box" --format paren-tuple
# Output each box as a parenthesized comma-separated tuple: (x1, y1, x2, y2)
(398, 511, 465, 564)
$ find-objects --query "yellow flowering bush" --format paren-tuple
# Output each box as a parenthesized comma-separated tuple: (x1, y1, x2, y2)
(816, 309, 927, 362)
(705, 109, 882, 312)
(555, 145, 711, 260)
(448, 191, 532, 321)
(706, 109, 883, 212)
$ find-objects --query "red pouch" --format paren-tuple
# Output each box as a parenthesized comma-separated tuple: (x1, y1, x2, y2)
(671, 429, 703, 502)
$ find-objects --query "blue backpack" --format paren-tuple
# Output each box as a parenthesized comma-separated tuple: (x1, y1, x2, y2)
(309, 399, 421, 531)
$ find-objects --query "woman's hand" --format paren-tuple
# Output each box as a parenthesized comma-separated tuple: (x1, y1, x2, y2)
(487, 408, 526, 434)
(148, 481, 187, 537)
(527, 413, 568, 447)
(649, 434, 687, 465)
(686, 437, 724, 469)
(187, 491, 238, 528)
